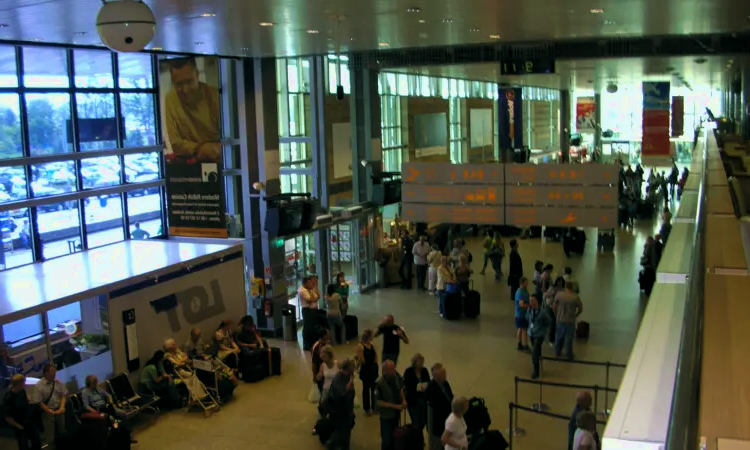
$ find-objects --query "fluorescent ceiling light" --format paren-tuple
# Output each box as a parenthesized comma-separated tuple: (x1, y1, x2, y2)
(200, 13, 215, 17)
(307, 29, 319, 34)
(259, 22, 275, 27)
(418, 19, 426, 24)
(590, 8, 604, 13)
(489, 34, 501, 39)
(443, 18, 453, 23)
(378, 42, 390, 48)
(407, 7, 421, 13)
(469, 28, 480, 32)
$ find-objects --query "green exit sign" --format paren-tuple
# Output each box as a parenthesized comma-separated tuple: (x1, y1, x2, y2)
(272, 239, 284, 248)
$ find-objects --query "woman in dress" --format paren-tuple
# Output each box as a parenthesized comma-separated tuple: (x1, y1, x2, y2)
(357, 329, 378, 416)
(163, 339, 209, 400)
(403, 353, 430, 431)
(213, 319, 240, 371)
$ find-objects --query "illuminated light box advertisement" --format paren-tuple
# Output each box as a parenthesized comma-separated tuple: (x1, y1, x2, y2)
(401, 162, 504, 185)
(505, 164, 617, 185)
(159, 56, 227, 238)
(641, 81, 671, 157)
(506, 186, 617, 208)
(575, 97, 596, 133)
(506, 207, 617, 228)
(402, 203, 505, 225)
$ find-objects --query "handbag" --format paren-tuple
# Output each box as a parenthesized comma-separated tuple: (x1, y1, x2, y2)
(308, 384, 321, 403)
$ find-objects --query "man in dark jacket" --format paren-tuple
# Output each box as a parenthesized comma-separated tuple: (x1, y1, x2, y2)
(507, 239, 523, 301)
(375, 361, 406, 450)
(325, 358, 356, 450)
(398, 230, 414, 289)
(4, 374, 42, 450)
(527, 295, 552, 379)
(424, 363, 454, 450)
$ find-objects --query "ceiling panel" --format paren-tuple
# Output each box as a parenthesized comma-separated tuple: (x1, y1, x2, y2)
(387, 56, 747, 90)
(0, 0, 747, 57)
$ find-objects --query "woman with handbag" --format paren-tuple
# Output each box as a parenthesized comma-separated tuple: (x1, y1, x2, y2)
(356, 329, 379, 416)
(436, 256, 456, 318)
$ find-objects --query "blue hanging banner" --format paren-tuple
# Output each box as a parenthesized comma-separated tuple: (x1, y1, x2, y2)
(498, 87, 523, 151)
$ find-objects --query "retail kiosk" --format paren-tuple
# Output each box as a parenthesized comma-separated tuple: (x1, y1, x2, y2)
(0, 240, 246, 395)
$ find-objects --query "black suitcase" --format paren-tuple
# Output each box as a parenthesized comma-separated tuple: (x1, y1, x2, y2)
(240, 350, 266, 383)
(344, 315, 359, 342)
(469, 430, 509, 450)
(315, 418, 336, 444)
(262, 347, 282, 376)
(464, 397, 492, 435)
(464, 289, 481, 318)
(444, 292, 462, 320)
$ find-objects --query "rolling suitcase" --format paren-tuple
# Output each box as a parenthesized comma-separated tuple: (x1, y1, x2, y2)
(576, 321, 590, 339)
(444, 292, 462, 320)
(240, 350, 266, 383)
(464, 397, 492, 435)
(265, 346, 282, 376)
(464, 282, 481, 318)
(393, 410, 424, 450)
(344, 314, 359, 342)
(315, 418, 335, 445)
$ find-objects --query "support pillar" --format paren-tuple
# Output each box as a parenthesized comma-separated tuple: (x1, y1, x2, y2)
(560, 90, 571, 162)
(350, 64, 382, 203)
(742, 69, 750, 139)
(236, 58, 286, 334)
(594, 93, 602, 157)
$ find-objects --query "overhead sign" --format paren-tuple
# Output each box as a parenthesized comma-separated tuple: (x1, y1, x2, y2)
(506, 207, 617, 228)
(500, 58, 556, 75)
(402, 203, 505, 225)
(403, 184, 504, 205)
(402, 162, 504, 184)
(506, 186, 617, 207)
(505, 164, 617, 185)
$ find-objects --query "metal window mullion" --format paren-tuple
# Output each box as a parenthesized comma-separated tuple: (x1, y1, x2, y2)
(150, 54, 166, 236)
(68, 49, 87, 251)
(112, 53, 130, 239)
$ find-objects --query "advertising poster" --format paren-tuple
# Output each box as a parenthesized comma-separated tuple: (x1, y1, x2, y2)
(469, 108, 493, 148)
(575, 97, 596, 132)
(671, 96, 684, 137)
(641, 82, 671, 157)
(498, 88, 523, 150)
(159, 56, 227, 238)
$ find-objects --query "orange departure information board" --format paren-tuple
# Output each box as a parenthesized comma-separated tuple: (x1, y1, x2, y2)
(506, 207, 618, 228)
(402, 162, 504, 185)
(505, 163, 616, 186)
(506, 186, 617, 207)
(402, 203, 505, 225)
(403, 184, 504, 205)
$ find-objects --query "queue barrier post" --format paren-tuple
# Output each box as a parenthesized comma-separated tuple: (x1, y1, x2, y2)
(599, 362, 612, 420)
(531, 376, 549, 412)
(593, 385, 600, 420)
(506, 378, 526, 438)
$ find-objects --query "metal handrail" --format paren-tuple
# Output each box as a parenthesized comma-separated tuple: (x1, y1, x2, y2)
(664, 129, 708, 450)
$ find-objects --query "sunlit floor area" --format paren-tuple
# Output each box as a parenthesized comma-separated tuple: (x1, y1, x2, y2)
(111, 221, 660, 450)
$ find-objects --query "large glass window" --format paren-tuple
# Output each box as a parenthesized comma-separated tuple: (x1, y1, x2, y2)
(0, 45, 164, 271)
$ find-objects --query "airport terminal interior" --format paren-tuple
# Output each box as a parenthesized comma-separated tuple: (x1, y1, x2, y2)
(0, 1, 750, 450)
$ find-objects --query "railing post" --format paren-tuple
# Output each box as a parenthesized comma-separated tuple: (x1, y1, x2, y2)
(531, 379, 550, 412)
(593, 385, 600, 420)
(506, 379, 526, 437)
(508, 403, 514, 449)
(599, 362, 612, 420)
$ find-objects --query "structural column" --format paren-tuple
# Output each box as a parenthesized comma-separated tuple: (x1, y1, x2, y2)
(236, 58, 287, 332)
(594, 93, 602, 157)
(742, 69, 750, 139)
(349, 64, 382, 203)
(560, 89, 571, 162)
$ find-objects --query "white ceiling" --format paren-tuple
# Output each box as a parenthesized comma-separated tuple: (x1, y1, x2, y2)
(0, 0, 747, 57)
(387, 56, 745, 91)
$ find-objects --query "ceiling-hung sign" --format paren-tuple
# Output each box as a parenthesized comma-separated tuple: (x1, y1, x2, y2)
(500, 58, 556, 75)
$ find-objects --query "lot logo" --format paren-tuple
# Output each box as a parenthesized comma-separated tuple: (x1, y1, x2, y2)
(155, 279, 226, 332)
(506, 89, 515, 141)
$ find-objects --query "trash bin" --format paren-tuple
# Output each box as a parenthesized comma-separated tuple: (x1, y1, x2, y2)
(282, 306, 297, 341)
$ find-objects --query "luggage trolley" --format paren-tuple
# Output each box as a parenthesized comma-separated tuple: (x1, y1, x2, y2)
(173, 361, 219, 416)
(193, 358, 234, 406)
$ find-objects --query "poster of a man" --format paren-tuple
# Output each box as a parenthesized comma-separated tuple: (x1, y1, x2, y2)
(161, 57, 221, 164)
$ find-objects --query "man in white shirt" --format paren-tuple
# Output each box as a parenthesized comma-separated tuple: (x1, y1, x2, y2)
(442, 396, 469, 450)
(412, 235, 431, 291)
(298, 276, 317, 309)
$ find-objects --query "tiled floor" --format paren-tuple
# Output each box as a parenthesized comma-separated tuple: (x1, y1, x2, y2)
(122, 223, 654, 450)
(0, 220, 659, 450)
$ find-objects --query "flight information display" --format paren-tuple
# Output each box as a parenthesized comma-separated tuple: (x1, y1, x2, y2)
(402, 203, 505, 225)
(403, 184, 504, 205)
(506, 207, 617, 228)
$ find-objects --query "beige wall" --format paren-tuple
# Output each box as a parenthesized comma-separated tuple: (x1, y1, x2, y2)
(466, 98, 496, 163)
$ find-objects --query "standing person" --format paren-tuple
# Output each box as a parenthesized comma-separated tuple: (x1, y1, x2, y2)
(436, 256, 456, 318)
(4, 374, 42, 450)
(399, 230, 414, 289)
(527, 295, 552, 379)
(479, 229, 494, 275)
(514, 277, 530, 351)
(375, 361, 407, 450)
(403, 353, 430, 432)
(426, 244, 442, 296)
(540, 264, 554, 295)
(553, 282, 584, 360)
(334, 272, 350, 315)
(532, 260, 544, 295)
(298, 276, 318, 309)
(441, 397, 469, 450)
(487, 238, 504, 280)
(375, 315, 409, 366)
(357, 329, 379, 416)
(568, 392, 599, 450)
(310, 329, 330, 435)
(324, 358, 357, 450)
(507, 239, 523, 301)
(317, 345, 338, 418)
(130, 222, 150, 239)
(413, 235, 431, 291)
(455, 255, 472, 298)
(34, 364, 67, 450)
(424, 363, 454, 450)
(325, 284, 346, 345)
(573, 410, 599, 450)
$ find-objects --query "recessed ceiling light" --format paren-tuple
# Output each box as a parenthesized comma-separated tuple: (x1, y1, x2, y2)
(469, 28, 480, 32)
(489, 34, 501, 39)
(603, 20, 616, 25)
(443, 18, 453, 23)
(240, 47, 250, 51)
(259, 22, 275, 27)
(194, 41, 204, 45)
(307, 29, 319, 34)
(590, 8, 604, 13)
(200, 13, 216, 17)
(378, 42, 390, 48)
(418, 19, 426, 24)
(350, 37, 356, 41)
(406, 7, 421, 13)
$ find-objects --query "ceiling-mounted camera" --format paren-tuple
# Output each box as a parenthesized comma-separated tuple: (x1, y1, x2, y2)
(96, 0, 156, 52)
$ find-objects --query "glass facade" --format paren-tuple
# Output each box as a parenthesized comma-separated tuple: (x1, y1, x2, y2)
(0, 45, 164, 273)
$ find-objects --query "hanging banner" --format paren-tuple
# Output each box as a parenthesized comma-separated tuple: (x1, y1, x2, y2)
(641, 82, 671, 157)
(575, 97, 596, 133)
(160, 56, 227, 238)
(671, 96, 684, 137)
(498, 88, 523, 150)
